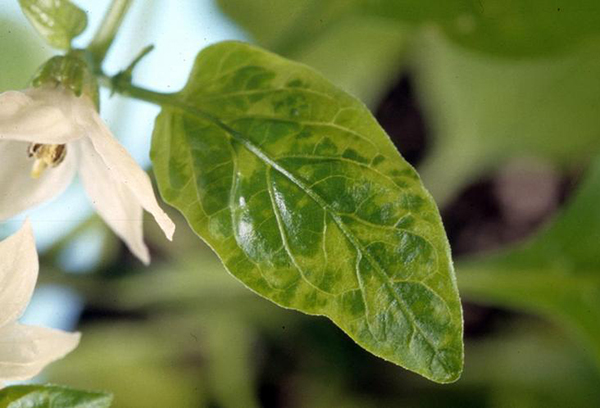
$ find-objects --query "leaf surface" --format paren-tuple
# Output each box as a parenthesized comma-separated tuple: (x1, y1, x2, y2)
(19, 0, 87, 50)
(151, 41, 463, 382)
(0, 385, 112, 408)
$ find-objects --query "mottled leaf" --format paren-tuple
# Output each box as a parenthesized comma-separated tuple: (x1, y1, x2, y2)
(151, 41, 463, 382)
(0, 385, 112, 408)
(19, 0, 88, 50)
(458, 156, 600, 369)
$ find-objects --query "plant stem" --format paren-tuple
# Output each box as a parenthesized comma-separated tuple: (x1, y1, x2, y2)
(88, 0, 135, 66)
(98, 73, 176, 105)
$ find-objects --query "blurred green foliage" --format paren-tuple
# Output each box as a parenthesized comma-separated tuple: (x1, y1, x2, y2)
(414, 31, 600, 203)
(218, 0, 600, 57)
(0, 17, 49, 92)
(459, 156, 600, 369)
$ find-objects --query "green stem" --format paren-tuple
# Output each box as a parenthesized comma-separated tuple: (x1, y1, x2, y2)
(88, 0, 135, 66)
(98, 73, 176, 105)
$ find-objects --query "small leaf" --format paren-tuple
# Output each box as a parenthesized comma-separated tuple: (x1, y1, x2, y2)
(0, 385, 112, 408)
(458, 156, 600, 369)
(151, 41, 463, 382)
(19, 0, 88, 50)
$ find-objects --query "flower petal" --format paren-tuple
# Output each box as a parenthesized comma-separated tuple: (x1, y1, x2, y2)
(78, 139, 150, 264)
(0, 140, 77, 221)
(0, 89, 82, 144)
(0, 322, 80, 382)
(0, 220, 38, 329)
(73, 100, 175, 241)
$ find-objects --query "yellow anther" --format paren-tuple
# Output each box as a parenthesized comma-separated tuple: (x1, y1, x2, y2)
(27, 143, 67, 179)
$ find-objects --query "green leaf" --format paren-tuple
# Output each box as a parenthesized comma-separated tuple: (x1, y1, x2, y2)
(19, 0, 88, 50)
(458, 156, 600, 369)
(151, 41, 463, 383)
(0, 385, 112, 408)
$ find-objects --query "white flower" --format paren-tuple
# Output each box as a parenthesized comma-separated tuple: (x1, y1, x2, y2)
(0, 220, 80, 385)
(0, 86, 175, 264)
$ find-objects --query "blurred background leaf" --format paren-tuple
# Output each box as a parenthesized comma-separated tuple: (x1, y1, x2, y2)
(458, 156, 600, 369)
(413, 30, 600, 203)
(0, 17, 50, 92)
(220, 0, 600, 58)
(443, 0, 600, 57)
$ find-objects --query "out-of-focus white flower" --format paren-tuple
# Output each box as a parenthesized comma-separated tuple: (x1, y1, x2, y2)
(0, 220, 79, 385)
(0, 86, 175, 264)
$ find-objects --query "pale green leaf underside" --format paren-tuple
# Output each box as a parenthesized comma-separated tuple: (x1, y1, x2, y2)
(0, 385, 112, 408)
(151, 41, 463, 382)
(19, 0, 87, 50)
(459, 156, 600, 368)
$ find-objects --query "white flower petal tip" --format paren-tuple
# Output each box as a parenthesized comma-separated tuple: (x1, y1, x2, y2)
(0, 220, 39, 329)
(7, 218, 36, 250)
(46, 329, 81, 361)
(0, 222, 80, 383)
(158, 213, 176, 241)
(0, 325, 81, 383)
(132, 242, 151, 266)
